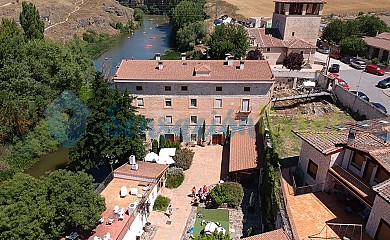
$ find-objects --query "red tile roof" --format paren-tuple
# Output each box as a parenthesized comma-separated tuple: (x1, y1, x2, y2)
(113, 60, 274, 81)
(114, 161, 168, 180)
(363, 32, 390, 51)
(242, 229, 290, 240)
(293, 130, 347, 154)
(229, 128, 262, 173)
(274, 0, 324, 2)
(284, 37, 316, 49)
(373, 179, 390, 203)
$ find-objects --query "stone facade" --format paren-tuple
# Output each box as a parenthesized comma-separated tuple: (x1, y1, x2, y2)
(366, 195, 390, 238)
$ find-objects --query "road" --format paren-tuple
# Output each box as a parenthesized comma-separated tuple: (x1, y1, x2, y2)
(314, 52, 390, 112)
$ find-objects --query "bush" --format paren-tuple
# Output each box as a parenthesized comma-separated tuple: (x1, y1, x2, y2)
(209, 182, 244, 208)
(173, 148, 194, 170)
(134, 8, 144, 22)
(153, 195, 170, 211)
(372, 58, 380, 64)
(165, 167, 184, 188)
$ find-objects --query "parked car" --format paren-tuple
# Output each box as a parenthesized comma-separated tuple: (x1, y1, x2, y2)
(329, 53, 342, 60)
(350, 60, 367, 69)
(329, 64, 340, 73)
(317, 46, 330, 54)
(365, 64, 385, 76)
(377, 77, 390, 88)
(372, 102, 387, 113)
(337, 79, 350, 90)
(351, 91, 370, 101)
(340, 56, 356, 64)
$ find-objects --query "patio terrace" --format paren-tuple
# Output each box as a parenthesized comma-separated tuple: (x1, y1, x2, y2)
(281, 169, 372, 240)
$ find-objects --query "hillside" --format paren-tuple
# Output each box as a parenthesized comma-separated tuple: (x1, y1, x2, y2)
(0, 0, 133, 41)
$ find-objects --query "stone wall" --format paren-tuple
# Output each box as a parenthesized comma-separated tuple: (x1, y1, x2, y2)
(366, 195, 390, 238)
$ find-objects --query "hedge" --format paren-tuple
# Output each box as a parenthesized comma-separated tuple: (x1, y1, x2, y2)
(153, 195, 170, 211)
(165, 167, 184, 188)
(173, 148, 195, 170)
(209, 182, 244, 208)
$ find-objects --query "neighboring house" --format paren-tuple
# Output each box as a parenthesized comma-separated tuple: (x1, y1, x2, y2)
(249, 17, 273, 28)
(112, 54, 275, 144)
(241, 228, 290, 240)
(90, 161, 168, 240)
(363, 32, 390, 62)
(292, 117, 390, 239)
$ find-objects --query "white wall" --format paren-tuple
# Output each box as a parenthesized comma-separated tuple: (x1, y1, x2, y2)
(123, 212, 147, 240)
(147, 184, 158, 212)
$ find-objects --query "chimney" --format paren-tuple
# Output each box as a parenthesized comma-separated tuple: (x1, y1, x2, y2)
(181, 52, 186, 61)
(240, 60, 245, 69)
(158, 61, 163, 70)
(155, 53, 161, 61)
(225, 53, 231, 61)
(228, 56, 234, 66)
(347, 128, 356, 145)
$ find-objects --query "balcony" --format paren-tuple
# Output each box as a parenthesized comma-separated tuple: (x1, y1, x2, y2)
(329, 164, 376, 207)
(237, 106, 252, 114)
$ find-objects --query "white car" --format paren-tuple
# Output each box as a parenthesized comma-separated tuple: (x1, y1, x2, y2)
(350, 60, 366, 69)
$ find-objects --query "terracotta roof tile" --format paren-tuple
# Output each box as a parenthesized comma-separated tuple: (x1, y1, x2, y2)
(229, 128, 262, 172)
(113, 60, 274, 81)
(114, 161, 168, 180)
(363, 32, 390, 51)
(373, 179, 390, 203)
(247, 28, 285, 48)
(242, 229, 290, 240)
(274, 0, 324, 3)
(293, 131, 347, 154)
(284, 37, 316, 49)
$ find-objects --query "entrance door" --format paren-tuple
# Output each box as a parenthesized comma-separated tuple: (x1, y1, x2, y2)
(375, 219, 390, 240)
(363, 160, 375, 184)
(164, 134, 174, 142)
(212, 134, 223, 145)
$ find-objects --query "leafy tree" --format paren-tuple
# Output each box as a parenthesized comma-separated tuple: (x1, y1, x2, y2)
(19, 1, 45, 40)
(340, 36, 367, 56)
(202, 120, 206, 141)
(357, 15, 389, 37)
(194, 232, 232, 240)
(321, 19, 347, 44)
(171, 1, 204, 32)
(153, 195, 171, 211)
(208, 24, 249, 59)
(283, 52, 304, 71)
(152, 139, 159, 153)
(134, 8, 144, 22)
(179, 128, 183, 143)
(69, 74, 149, 170)
(166, 167, 184, 188)
(173, 148, 195, 170)
(176, 21, 208, 52)
(246, 47, 264, 60)
(208, 182, 244, 207)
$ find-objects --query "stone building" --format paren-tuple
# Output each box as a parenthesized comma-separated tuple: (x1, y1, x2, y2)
(363, 32, 390, 63)
(113, 54, 275, 144)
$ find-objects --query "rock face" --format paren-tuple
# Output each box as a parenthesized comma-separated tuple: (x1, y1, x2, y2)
(0, 0, 134, 41)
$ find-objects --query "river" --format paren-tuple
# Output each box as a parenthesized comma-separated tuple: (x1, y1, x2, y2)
(26, 15, 172, 178)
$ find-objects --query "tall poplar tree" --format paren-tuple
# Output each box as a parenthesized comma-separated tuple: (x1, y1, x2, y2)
(19, 1, 45, 40)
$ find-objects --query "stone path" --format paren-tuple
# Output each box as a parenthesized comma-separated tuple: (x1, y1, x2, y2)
(147, 145, 223, 240)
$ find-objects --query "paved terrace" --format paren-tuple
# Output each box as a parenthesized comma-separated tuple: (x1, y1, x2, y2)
(147, 145, 223, 240)
(281, 169, 372, 240)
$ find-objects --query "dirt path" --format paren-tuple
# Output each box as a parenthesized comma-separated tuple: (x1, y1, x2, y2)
(44, 0, 84, 32)
(147, 145, 224, 240)
(0, 2, 11, 7)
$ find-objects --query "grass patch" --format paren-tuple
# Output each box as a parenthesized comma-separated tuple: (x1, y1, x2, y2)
(193, 207, 229, 237)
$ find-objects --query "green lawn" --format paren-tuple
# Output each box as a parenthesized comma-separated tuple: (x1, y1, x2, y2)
(193, 207, 229, 237)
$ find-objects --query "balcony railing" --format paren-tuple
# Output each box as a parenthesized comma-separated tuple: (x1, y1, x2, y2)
(329, 164, 376, 206)
(237, 106, 252, 113)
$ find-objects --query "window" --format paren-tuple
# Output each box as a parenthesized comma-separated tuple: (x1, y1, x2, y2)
(307, 160, 318, 179)
(216, 86, 222, 92)
(266, 47, 271, 52)
(351, 152, 365, 170)
(165, 86, 171, 91)
(244, 87, 251, 92)
(190, 116, 198, 124)
(165, 98, 172, 107)
(214, 99, 222, 108)
(300, 50, 304, 55)
(241, 99, 250, 112)
(190, 134, 197, 142)
(240, 116, 248, 125)
(137, 98, 144, 107)
(165, 116, 172, 125)
(181, 86, 188, 91)
(292, 32, 295, 37)
(136, 85, 143, 91)
(190, 99, 197, 107)
(214, 116, 222, 125)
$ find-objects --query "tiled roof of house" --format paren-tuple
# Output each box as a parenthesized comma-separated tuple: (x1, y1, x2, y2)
(114, 161, 168, 180)
(373, 179, 390, 203)
(363, 32, 390, 51)
(242, 229, 290, 240)
(274, 0, 324, 3)
(113, 60, 274, 81)
(293, 131, 347, 154)
(246, 28, 315, 49)
(229, 128, 262, 173)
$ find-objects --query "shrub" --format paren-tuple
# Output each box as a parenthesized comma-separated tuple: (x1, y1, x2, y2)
(152, 139, 158, 153)
(165, 167, 184, 188)
(173, 148, 195, 170)
(209, 182, 244, 208)
(371, 58, 380, 64)
(160, 140, 180, 150)
(153, 195, 170, 211)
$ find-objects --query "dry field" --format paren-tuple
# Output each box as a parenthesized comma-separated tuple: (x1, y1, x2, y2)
(214, 0, 390, 18)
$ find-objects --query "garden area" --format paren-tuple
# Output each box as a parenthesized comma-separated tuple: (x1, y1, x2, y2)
(193, 207, 229, 237)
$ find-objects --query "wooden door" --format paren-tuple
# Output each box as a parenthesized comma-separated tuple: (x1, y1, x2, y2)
(375, 219, 390, 240)
(164, 134, 174, 142)
(212, 134, 222, 145)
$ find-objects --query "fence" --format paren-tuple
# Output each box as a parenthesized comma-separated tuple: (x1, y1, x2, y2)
(95, 172, 114, 194)
(289, 167, 322, 196)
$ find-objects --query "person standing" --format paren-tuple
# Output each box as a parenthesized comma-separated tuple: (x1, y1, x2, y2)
(167, 205, 173, 218)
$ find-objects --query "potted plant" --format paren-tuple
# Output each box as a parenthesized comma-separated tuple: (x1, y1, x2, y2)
(201, 121, 206, 147)
(144, 222, 152, 232)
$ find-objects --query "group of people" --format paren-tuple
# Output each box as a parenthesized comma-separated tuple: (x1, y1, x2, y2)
(191, 185, 209, 206)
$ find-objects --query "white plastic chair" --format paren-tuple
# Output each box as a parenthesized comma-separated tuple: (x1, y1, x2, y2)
(113, 205, 120, 214)
(130, 188, 138, 195)
(120, 186, 128, 197)
(104, 232, 111, 240)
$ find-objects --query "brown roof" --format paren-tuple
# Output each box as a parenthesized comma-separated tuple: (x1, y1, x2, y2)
(113, 60, 274, 82)
(284, 37, 316, 49)
(373, 179, 390, 203)
(242, 229, 290, 240)
(114, 161, 168, 180)
(363, 32, 390, 51)
(293, 131, 347, 154)
(274, 0, 324, 3)
(229, 128, 262, 173)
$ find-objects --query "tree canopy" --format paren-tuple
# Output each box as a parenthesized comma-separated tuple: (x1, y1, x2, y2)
(170, 1, 204, 32)
(283, 52, 304, 71)
(69, 74, 150, 170)
(176, 21, 208, 52)
(208, 24, 249, 60)
(340, 36, 368, 56)
(246, 47, 264, 60)
(19, 1, 45, 40)
(0, 171, 105, 239)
